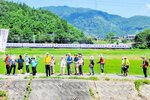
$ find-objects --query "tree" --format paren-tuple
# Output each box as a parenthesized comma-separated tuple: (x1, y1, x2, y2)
(0, 1, 90, 44)
(106, 32, 115, 43)
(134, 29, 150, 48)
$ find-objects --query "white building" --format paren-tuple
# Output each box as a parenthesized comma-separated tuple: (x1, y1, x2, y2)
(126, 35, 136, 40)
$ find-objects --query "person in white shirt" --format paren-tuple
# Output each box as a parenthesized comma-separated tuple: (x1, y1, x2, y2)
(25, 54, 30, 74)
(60, 56, 66, 75)
(78, 55, 83, 75)
(50, 55, 55, 75)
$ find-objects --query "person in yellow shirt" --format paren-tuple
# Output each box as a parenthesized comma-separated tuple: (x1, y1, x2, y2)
(45, 53, 51, 76)
(123, 57, 130, 76)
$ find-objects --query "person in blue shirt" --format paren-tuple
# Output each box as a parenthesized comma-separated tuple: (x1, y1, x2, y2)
(10, 55, 17, 75)
(30, 56, 38, 76)
(74, 54, 79, 75)
(66, 53, 72, 75)
(17, 55, 24, 74)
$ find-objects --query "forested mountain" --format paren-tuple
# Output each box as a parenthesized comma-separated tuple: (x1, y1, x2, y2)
(0, 1, 90, 43)
(43, 6, 150, 38)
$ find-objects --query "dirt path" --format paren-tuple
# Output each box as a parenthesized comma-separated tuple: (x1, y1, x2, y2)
(0, 73, 150, 80)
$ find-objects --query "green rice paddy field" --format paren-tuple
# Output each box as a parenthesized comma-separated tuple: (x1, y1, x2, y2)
(0, 48, 150, 75)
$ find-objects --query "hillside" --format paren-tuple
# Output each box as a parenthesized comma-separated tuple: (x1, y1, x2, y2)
(0, 1, 89, 43)
(43, 6, 150, 38)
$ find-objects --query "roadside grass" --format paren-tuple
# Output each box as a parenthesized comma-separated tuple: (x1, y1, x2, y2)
(134, 79, 150, 92)
(23, 76, 33, 100)
(25, 75, 99, 81)
(134, 79, 150, 97)
(89, 88, 95, 98)
(0, 90, 8, 100)
(105, 77, 110, 81)
(0, 48, 150, 75)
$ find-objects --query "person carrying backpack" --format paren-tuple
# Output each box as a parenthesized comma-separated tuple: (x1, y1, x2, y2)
(4, 54, 11, 75)
(50, 55, 55, 75)
(25, 54, 30, 75)
(10, 55, 17, 75)
(74, 54, 79, 75)
(17, 55, 24, 74)
(66, 53, 73, 75)
(97, 55, 105, 74)
(78, 55, 84, 75)
(89, 56, 95, 75)
(141, 57, 149, 78)
(31, 56, 38, 76)
(123, 57, 130, 76)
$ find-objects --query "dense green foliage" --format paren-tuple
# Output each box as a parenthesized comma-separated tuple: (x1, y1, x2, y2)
(0, 1, 90, 43)
(134, 79, 150, 96)
(43, 6, 150, 38)
(0, 48, 150, 75)
(134, 29, 150, 48)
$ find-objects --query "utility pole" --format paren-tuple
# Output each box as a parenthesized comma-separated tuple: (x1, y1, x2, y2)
(33, 35, 36, 43)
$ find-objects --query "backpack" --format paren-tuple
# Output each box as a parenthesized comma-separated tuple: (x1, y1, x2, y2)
(29, 58, 32, 64)
(145, 60, 149, 66)
(11, 59, 16, 65)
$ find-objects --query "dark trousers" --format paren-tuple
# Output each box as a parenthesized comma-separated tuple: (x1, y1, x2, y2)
(32, 67, 36, 76)
(79, 65, 83, 75)
(67, 63, 71, 75)
(143, 68, 147, 77)
(26, 65, 30, 73)
(10, 65, 16, 75)
(45, 65, 50, 76)
(123, 67, 128, 76)
(6, 65, 10, 75)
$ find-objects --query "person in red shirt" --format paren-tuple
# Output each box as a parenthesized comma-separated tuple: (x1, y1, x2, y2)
(97, 55, 105, 74)
(141, 57, 149, 78)
(4, 54, 11, 75)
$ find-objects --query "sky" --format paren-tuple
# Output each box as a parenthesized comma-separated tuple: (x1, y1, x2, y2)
(8, 0, 150, 18)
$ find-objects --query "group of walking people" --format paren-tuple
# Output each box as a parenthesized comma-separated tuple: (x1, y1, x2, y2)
(121, 56, 149, 78)
(4, 54, 38, 76)
(45, 53, 105, 76)
(3, 53, 149, 78)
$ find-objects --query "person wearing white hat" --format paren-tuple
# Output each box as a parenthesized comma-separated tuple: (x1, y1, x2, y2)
(123, 57, 130, 76)
(25, 53, 30, 75)
(89, 56, 95, 75)
(31, 56, 38, 76)
(78, 55, 83, 75)
(60, 56, 66, 75)
(50, 55, 55, 75)
(97, 54, 105, 74)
